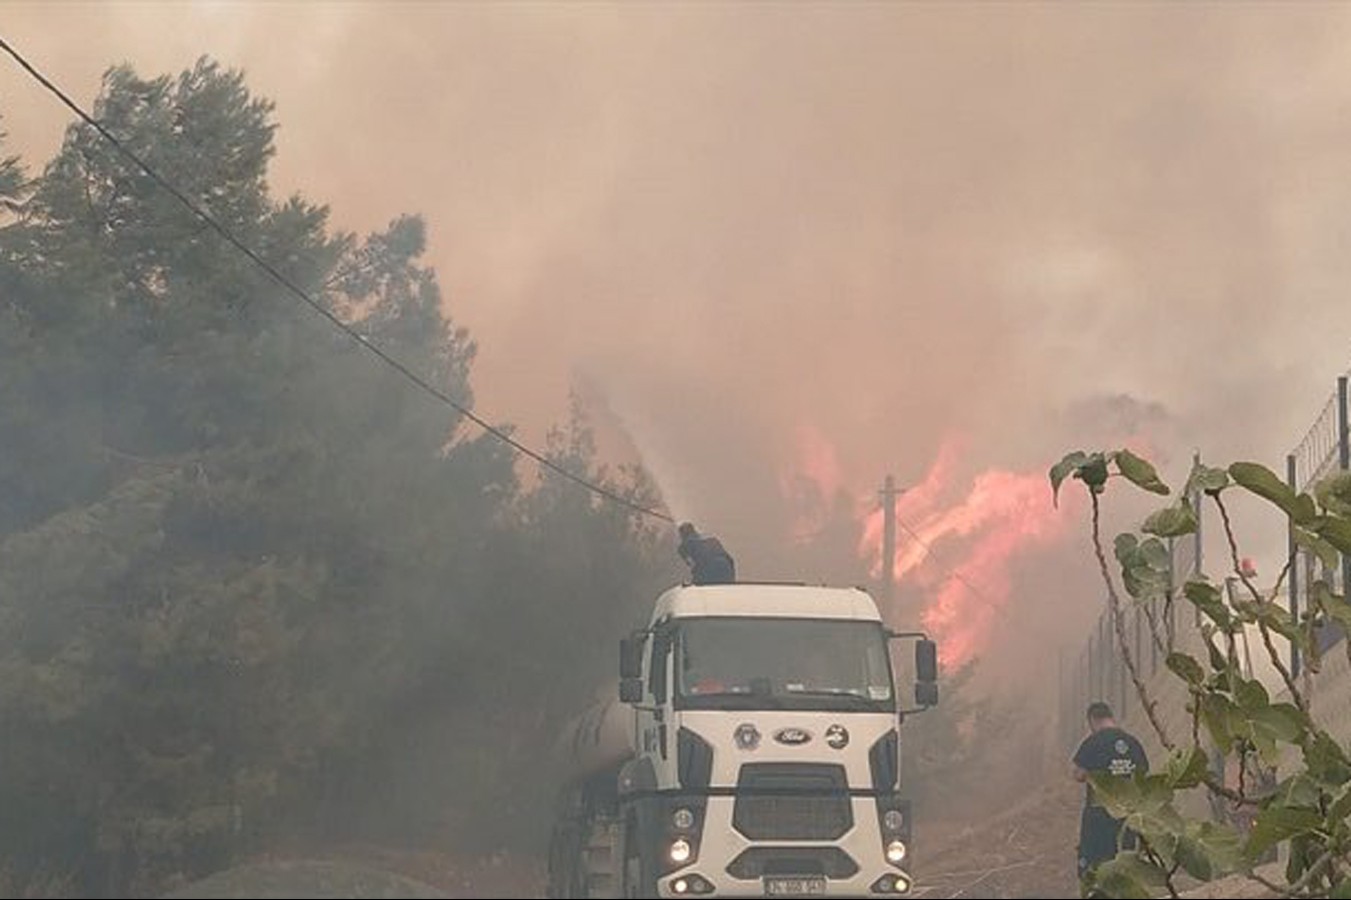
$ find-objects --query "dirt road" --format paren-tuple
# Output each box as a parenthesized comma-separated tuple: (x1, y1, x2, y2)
(912, 780, 1082, 899)
(164, 779, 1279, 899)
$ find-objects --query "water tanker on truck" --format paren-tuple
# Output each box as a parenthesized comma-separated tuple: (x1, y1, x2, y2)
(548, 582, 939, 898)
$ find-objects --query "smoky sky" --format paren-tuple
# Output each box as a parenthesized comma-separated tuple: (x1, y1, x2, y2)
(7, 3, 1351, 680)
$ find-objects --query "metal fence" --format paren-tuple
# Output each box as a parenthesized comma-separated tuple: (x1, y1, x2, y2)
(1291, 388, 1342, 491)
(1059, 371, 1351, 761)
(1053, 369, 1351, 842)
(1287, 374, 1350, 673)
(1057, 475, 1204, 755)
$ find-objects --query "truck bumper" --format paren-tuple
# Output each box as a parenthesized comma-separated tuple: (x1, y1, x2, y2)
(655, 796, 914, 897)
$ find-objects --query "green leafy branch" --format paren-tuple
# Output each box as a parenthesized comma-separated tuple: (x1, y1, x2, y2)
(1051, 450, 1351, 897)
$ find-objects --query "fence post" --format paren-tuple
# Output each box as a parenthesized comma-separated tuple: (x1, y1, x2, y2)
(1340, 376, 1349, 598)
(1058, 647, 1066, 756)
(1288, 452, 1301, 678)
(1119, 630, 1128, 718)
(1166, 536, 1176, 652)
(1097, 613, 1107, 703)
(1150, 597, 1158, 673)
(1193, 451, 1204, 581)
(1103, 613, 1111, 704)
(1090, 617, 1099, 703)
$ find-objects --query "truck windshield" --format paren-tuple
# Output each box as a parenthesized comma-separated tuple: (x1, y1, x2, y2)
(675, 617, 895, 712)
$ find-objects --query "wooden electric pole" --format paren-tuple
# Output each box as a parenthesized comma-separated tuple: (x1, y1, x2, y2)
(880, 474, 900, 604)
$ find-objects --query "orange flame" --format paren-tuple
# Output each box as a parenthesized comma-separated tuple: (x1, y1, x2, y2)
(862, 444, 1069, 667)
(784, 434, 1072, 669)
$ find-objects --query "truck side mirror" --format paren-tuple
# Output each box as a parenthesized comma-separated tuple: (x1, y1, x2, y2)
(915, 639, 938, 685)
(914, 680, 939, 708)
(620, 636, 643, 680)
(620, 677, 644, 704)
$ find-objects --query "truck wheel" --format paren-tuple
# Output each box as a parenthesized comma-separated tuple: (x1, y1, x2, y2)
(622, 824, 656, 898)
(547, 825, 583, 899)
(582, 820, 620, 898)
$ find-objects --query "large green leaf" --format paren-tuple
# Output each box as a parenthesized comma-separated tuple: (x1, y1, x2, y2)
(1316, 471, 1351, 518)
(1077, 453, 1111, 493)
(1092, 852, 1170, 899)
(1287, 833, 1315, 885)
(1184, 579, 1234, 630)
(1137, 773, 1177, 813)
(1115, 533, 1172, 601)
(1314, 581, 1351, 632)
(1187, 821, 1245, 877)
(1124, 562, 1170, 603)
(1295, 525, 1342, 571)
(1230, 461, 1317, 524)
(1109, 775, 1187, 850)
(1088, 771, 1143, 820)
(1272, 773, 1322, 811)
(1204, 631, 1232, 673)
(1314, 515, 1351, 556)
(1165, 652, 1205, 687)
(1164, 745, 1208, 788)
(1250, 704, 1308, 763)
(1294, 493, 1319, 525)
(1116, 449, 1170, 496)
(1184, 461, 1231, 497)
(1246, 805, 1322, 857)
(1175, 834, 1213, 881)
(1050, 451, 1090, 507)
(1139, 537, 1170, 569)
(1330, 781, 1351, 821)
(1304, 731, 1351, 786)
(1233, 597, 1302, 644)
(1200, 693, 1242, 751)
(1142, 499, 1199, 538)
(1234, 676, 1270, 711)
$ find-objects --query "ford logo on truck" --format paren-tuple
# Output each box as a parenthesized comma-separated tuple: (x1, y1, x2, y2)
(773, 727, 812, 746)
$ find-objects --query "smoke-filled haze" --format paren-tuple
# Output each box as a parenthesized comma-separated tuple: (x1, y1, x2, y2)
(6, 2, 1351, 684)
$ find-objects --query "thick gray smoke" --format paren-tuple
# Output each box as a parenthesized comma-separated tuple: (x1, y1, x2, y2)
(6, 2, 1351, 685)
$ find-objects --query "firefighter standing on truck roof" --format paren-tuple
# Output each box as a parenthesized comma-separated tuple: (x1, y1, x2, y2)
(677, 522, 736, 585)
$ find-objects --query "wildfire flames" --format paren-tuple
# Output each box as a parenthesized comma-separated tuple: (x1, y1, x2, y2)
(784, 434, 1071, 669)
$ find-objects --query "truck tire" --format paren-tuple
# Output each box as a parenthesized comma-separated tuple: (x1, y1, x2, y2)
(546, 825, 580, 898)
(621, 822, 656, 899)
(582, 820, 621, 898)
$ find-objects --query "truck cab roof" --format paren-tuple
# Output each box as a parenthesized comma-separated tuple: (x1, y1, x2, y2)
(651, 583, 883, 624)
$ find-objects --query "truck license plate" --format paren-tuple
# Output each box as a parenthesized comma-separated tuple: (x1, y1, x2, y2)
(763, 877, 827, 895)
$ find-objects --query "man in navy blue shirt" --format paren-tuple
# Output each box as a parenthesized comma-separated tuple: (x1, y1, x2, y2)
(677, 523, 736, 585)
(1072, 701, 1149, 895)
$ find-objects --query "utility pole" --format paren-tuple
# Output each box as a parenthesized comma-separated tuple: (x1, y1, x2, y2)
(880, 474, 900, 604)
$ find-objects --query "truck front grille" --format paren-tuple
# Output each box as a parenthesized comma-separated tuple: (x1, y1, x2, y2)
(732, 763, 852, 841)
(726, 847, 859, 880)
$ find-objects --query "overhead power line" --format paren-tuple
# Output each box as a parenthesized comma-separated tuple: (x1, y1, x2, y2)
(893, 516, 998, 606)
(0, 35, 673, 523)
(876, 474, 999, 607)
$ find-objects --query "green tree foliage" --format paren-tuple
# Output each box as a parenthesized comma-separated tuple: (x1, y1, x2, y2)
(0, 59, 667, 895)
(1053, 450, 1351, 898)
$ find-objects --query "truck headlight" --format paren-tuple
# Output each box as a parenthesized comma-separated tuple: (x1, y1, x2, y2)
(870, 873, 912, 894)
(886, 840, 907, 864)
(670, 838, 692, 864)
(883, 809, 905, 832)
(671, 875, 714, 894)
